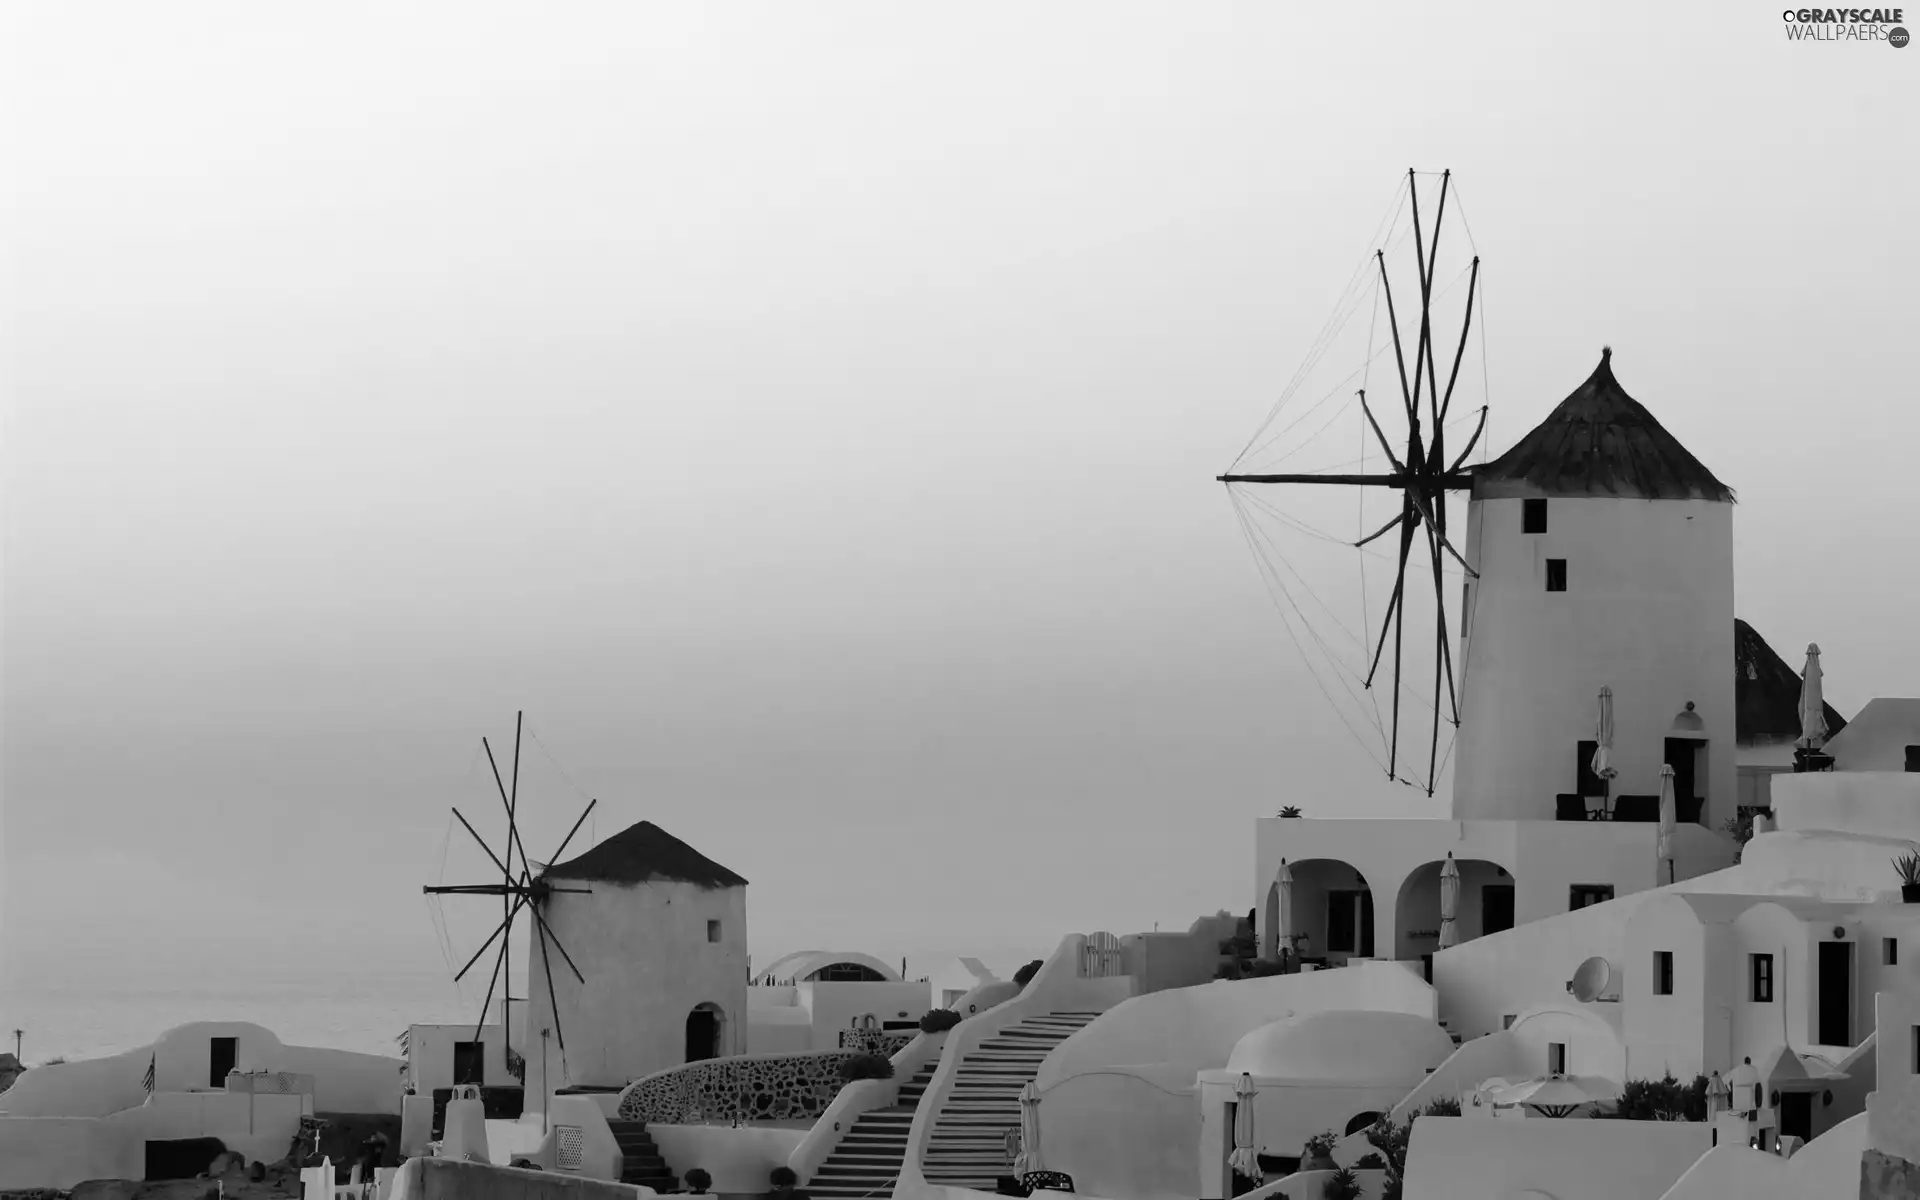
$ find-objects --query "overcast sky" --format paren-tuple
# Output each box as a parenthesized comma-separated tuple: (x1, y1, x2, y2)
(4, 2, 1915, 1004)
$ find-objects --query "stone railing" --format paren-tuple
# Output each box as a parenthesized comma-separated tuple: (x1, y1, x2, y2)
(616, 1040, 906, 1125)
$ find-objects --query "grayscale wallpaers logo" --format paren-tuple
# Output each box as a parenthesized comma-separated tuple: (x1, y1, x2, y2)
(1781, 7, 1910, 43)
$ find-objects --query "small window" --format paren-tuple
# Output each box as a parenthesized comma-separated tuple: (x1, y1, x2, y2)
(1653, 951, 1674, 995)
(1545, 559, 1568, 592)
(1751, 953, 1774, 1003)
(1548, 1043, 1567, 1075)
(706, 920, 722, 943)
(1886, 938, 1900, 967)
(1502, 1014, 1517, 1030)
(1523, 497, 1548, 533)
(1912, 1026, 1919, 1074)
(1905, 745, 1920, 772)
(1569, 884, 1614, 911)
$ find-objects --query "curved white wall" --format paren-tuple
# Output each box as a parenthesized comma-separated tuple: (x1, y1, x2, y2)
(1035, 964, 1435, 1089)
(526, 879, 749, 1090)
(1454, 494, 1736, 827)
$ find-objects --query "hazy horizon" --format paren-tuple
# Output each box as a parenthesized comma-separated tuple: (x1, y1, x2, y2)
(4, 2, 1915, 1042)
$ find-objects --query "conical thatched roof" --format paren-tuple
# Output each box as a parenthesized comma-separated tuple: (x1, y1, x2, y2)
(1473, 349, 1734, 502)
(544, 820, 747, 889)
(1734, 619, 1847, 746)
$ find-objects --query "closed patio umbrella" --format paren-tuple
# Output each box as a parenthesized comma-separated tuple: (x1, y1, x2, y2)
(1438, 854, 1461, 949)
(1228, 1072, 1260, 1180)
(1013, 1081, 1042, 1174)
(1657, 764, 1678, 885)
(1799, 644, 1828, 749)
(1591, 686, 1618, 801)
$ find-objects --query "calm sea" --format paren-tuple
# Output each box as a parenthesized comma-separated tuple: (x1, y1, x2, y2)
(0, 969, 484, 1065)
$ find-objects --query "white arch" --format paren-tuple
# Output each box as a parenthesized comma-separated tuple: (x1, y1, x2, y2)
(759, 950, 901, 983)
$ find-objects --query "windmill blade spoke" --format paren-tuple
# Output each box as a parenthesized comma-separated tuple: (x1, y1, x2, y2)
(482, 739, 519, 880)
(545, 798, 599, 871)
(1436, 257, 1480, 428)
(1375, 251, 1419, 425)
(1424, 521, 1446, 795)
(532, 908, 586, 985)
(503, 714, 537, 893)
(534, 917, 568, 1056)
(472, 927, 507, 1043)
(1447, 407, 1490, 474)
(452, 808, 512, 879)
(1356, 391, 1407, 473)
(1354, 511, 1408, 550)
(1385, 507, 1418, 780)
(454, 894, 528, 982)
(1410, 495, 1478, 577)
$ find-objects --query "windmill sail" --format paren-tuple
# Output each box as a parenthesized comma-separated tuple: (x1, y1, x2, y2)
(1220, 170, 1494, 796)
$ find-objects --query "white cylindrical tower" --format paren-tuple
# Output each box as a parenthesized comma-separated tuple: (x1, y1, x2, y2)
(1452, 349, 1737, 830)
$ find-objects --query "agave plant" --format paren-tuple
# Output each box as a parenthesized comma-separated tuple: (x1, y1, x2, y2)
(1895, 852, 1920, 885)
(1279, 806, 1304, 818)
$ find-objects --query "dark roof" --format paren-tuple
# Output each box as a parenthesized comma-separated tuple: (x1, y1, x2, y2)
(1734, 619, 1848, 745)
(544, 820, 747, 889)
(1473, 349, 1735, 502)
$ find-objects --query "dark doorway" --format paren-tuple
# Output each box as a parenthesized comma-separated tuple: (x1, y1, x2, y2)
(1482, 885, 1515, 934)
(147, 1138, 229, 1180)
(1576, 740, 1604, 797)
(685, 1006, 720, 1062)
(1664, 739, 1702, 823)
(453, 1040, 485, 1085)
(1818, 942, 1853, 1045)
(1326, 889, 1375, 956)
(208, 1036, 238, 1088)
(1779, 1092, 1813, 1142)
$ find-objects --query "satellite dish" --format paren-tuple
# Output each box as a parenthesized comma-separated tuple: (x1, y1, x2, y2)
(1569, 957, 1612, 1003)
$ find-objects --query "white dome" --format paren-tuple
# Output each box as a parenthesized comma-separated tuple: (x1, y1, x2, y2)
(1226, 1010, 1456, 1085)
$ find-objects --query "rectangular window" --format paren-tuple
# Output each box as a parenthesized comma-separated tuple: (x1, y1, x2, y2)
(453, 1040, 485, 1085)
(1653, 951, 1674, 995)
(1548, 1043, 1567, 1075)
(1905, 745, 1920, 772)
(1912, 1026, 1919, 1074)
(1751, 953, 1775, 1003)
(1887, 938, 1900, 967)
(1569, 884, 1615, 910)
(1545, 559, 1568, 592)
(707, 919, 722, 943)
(1523, 497, 1548, 534)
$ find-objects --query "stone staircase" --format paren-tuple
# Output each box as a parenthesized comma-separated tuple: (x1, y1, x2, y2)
(605, 1120, 679, 1192)
(804, 1054, 944, 1199)
(919, 1012, 1102, 1191)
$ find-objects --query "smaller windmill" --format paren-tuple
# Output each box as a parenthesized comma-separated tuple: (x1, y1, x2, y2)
(424, 712, 599, 1061)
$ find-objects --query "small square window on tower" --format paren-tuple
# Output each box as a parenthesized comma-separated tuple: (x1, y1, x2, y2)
(1545, 559, 1568, 592)
(707, 919, 722, 943)
(1886, 938, 1900, 966)
(1523, 497, 1548, 533)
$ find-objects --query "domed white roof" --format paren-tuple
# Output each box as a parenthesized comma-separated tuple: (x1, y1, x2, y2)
(1226, 1010, 1456, 1085)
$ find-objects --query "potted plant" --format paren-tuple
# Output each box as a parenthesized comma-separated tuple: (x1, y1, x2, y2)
(837, 1053, 894, 1083)
(1301, 1130, 1339, 1172)
(1896, 852, 1920, 903)
(919, 1009, 962, 1034)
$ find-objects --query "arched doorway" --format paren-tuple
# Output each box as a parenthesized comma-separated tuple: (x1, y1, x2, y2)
(1344, 1110, 1382, 1136)
(1393, 858, 1514, 965)
(1278, 859, 1376, 965)
(685, 1003, 724, 1063)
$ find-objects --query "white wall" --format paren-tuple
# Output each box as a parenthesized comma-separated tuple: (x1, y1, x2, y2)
(0, 1022, 400, 1118)
(1038, 1065, 1195, 1200)
(1867, 991, 1920, 1169)
(105, 1090, 310, 1164)
(525, 878, 749, 1091)
(1453, 494, 1737, 830)
(651, 1124, 807, 1196)
(1771, 769, 1920, 845)
(1035, 964, 1435, 1090)
(1402, 1113, 1710, 1200)
(801, 981, 932, 1040)
(0, 1117, 142, 1190)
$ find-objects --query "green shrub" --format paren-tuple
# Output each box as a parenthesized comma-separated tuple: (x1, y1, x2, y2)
(1013, 960, 1043, 987)
(919, 1009, 961, 1034)
(837, 1053, 894, 1083)
(1352, 1153, 1385, 1170)
(1601, 1072, 1709, 1122)
(1421, 1097, 1461, 1118)
(1302, 1129, 1338, 1159)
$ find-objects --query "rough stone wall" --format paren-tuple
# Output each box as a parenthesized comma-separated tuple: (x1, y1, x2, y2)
(1862, 1149, 1920, 1200)
(615, 1035, 911, 1125)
